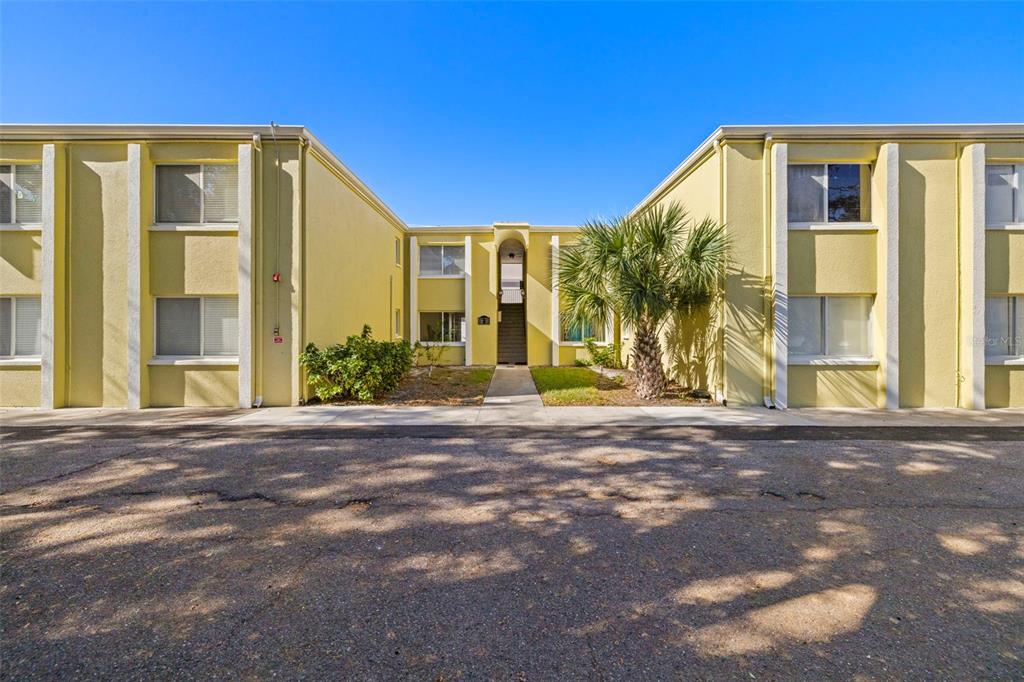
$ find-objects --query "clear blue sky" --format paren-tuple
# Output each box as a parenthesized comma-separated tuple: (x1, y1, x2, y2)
(2, 2, 1021, 225)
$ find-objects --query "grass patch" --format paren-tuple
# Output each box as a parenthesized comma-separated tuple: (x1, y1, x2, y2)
(385, 366, 495, 405)
(530, 366, 713, 406)
(530, 367, 625, 406)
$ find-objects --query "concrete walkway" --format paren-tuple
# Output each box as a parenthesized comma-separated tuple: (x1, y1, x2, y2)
(1, 403, 1022, 428)
(483, 366, 543, 407)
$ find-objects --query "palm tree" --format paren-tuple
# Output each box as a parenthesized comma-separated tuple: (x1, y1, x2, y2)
(558, 202, 729, 400)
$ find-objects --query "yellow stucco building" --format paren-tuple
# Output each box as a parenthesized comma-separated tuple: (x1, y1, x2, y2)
(1, 123, 1022, 409)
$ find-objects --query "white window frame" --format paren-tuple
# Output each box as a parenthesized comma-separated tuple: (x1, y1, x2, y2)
(150, 295, 240, 364)
(151, 163, 239, 231)
(418, 244, 465, 278)
(788, 163, 875, 231)
(985, 295, 1023, 365)
(985, 163, 1024, 230)
(788, 295, 877, 365)
(0, 163, 44, 229)
(419, 311, 466, 345)
(559, 314, 612, 346)
(0, 295, 42, 361)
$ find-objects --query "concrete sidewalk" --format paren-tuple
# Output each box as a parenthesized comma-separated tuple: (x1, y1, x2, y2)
(1, 403, 1022, 428)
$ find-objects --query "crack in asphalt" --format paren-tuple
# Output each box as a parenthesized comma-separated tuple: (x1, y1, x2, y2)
(4, 486, 1022, 518)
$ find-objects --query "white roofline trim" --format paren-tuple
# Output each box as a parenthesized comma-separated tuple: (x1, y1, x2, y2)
(0, 123, 309, 140)
(632, 123, 1024, 214)
(408, 223, 580, 234)
(0, 123, 409, 231)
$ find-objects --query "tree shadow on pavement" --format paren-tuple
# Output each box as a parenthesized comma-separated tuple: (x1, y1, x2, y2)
(1, 429, 1022, 678)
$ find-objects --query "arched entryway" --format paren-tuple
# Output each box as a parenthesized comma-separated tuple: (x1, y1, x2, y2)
(497, 239, 527, 364)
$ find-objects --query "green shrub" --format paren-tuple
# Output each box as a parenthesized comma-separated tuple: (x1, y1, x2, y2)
(584, 338, 623, 369)
(574, 357, 591, 367)
(299, 325, 413, 402)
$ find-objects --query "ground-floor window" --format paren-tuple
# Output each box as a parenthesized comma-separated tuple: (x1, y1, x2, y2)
(395, 308, 402, 337)
(155, 296, 239, 357)
(985, 296, 1023, 358)
(420, 311, 464, 343)
(0, 296, 41, 357)
(560, 316, 606, 343)
(789, 295, 872, 358)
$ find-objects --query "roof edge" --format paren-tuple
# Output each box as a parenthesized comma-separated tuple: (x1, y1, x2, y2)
(631, 123, 1024, 215)
(0, 123, 409, 231)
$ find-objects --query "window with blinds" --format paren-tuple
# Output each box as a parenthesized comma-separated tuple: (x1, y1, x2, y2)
(0, 164, 43, 225)
(789, 296, 873, 358)
(560, 316, 606, 343)
(419, 311, 465, 342)
(419, 245, 465, 276)
(986, 165, 1023, 227)
(788, 164, 871, 225)
(985, 296, 1023, 358)
(155, 297, 239, 357)
(0, 296, 42, 357)
(155, 164, 238, 224)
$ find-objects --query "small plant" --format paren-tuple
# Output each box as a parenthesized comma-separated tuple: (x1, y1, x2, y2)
(413, 337, 447, 376)
(584, 338, 623, 369)
(574, 357, 591, 367)
(299, 325, 413, 402)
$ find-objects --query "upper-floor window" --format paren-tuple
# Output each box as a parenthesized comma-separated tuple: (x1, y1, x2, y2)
(155, 296, 238, 358)
(985, 296, 1022, 359)
(419, 244, 464, 276)
(561, 316, 606, 343)
(0, 164, 43, 225)
(420, 311, 465, 343)
(985, 164, 1023, 227)
(155, 164, 238, 224)
(789, 295, 873, 358)
(0, 296, 41, 357)
(395, 238, 401, 266)
(788, 164, 871, 225)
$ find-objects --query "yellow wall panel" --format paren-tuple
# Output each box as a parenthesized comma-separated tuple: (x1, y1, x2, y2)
(67, 144, 129, 407)
(147, 143, 238, 164)
(149, 233, 239, 295)
(898, 143, 959, 407)
(469, 235, 498, 366)
(148, 366, 238, 407)
(788, 366, 879, 407)
(723, 143, 766, 405)
(986, 231, 1024, 294)
(525, 232, 553, 366)
(304, 153, 405, 347)
(417, 278, 465, 312)
(985, 366, 1024, 408)
(0, 367, 40, 407)
(788, 231, 877, 294)
(414, 345, 465, 366)
(0, 232, 42, 294)
(786, 143, 879, 163)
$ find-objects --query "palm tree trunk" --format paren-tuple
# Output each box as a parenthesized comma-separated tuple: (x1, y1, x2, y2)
(632, 323, 666, 400)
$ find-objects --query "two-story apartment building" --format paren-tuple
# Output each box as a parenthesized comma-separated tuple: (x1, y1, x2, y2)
(1, 123, 1021, 409)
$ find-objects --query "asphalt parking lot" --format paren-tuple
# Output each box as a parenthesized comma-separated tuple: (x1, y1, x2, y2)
(2, 425, 1022, 679)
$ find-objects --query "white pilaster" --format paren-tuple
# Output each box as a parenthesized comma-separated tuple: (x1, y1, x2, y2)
(966, 143, 986, 409)
(880, 143, 901, 409)
(409, 236, 419, 345)
(464, 235, 472, 365)
(237, 143, 254, 408)
(550, 235, 560, 366)
(126, 144, 142, 409)
(40, 144, 56, 409)
(771, 143, 788, 409)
